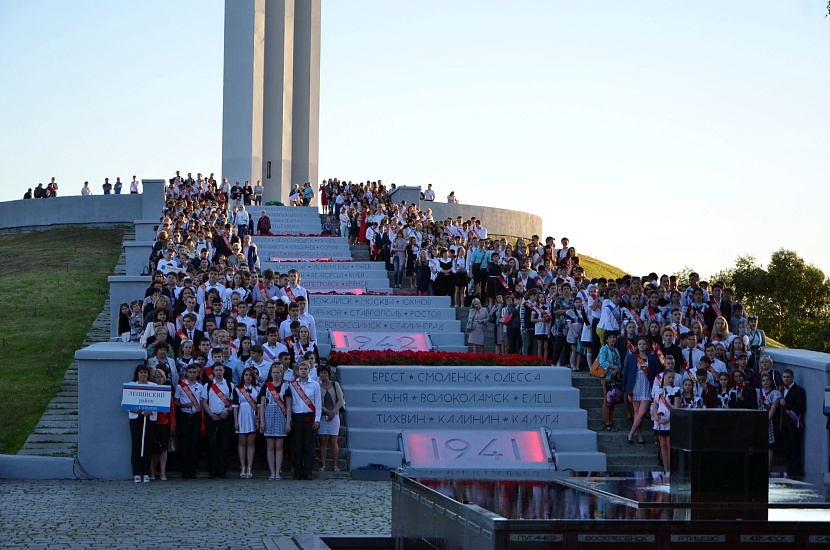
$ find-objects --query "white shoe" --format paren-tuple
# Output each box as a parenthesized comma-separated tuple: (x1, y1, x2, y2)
(142, 475, 150, 483)
(269, 473, 276, 480)
(134, 476, 141, 483)
(274, 473, 281, 480)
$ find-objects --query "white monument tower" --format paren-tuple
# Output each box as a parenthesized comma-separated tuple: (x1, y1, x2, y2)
(221, 0, 321, 204)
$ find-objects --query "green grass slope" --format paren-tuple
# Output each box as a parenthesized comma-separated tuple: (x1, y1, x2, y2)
(0, 228, 123, 454)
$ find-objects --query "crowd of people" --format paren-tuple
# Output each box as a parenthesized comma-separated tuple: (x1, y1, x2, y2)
(120, 171, 806, 481)
(124, 172, 349, 482)
(316, 177, 806, 477)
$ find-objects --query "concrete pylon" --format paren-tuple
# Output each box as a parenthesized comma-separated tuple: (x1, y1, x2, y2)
(262, 0, 295, 204)
(222, 0, 320, 205)
(221, 0, 266, 191)
(290, 0, 321, 195)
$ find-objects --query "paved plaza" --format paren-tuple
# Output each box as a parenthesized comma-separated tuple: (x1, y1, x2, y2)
(0, 478, 391, 549)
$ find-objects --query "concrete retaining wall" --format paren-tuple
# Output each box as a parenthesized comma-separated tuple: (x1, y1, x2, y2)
(767, 349, 830, 474)
(0, 179, 165, 234)
(418, 201, 542, 240)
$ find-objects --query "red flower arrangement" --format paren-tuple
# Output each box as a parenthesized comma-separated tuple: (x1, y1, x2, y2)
(327, 350, 549, 367)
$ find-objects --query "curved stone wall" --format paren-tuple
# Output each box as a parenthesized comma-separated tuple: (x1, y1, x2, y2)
(418, 201, 542, 239)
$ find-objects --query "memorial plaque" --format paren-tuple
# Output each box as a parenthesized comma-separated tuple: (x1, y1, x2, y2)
(253, 236, 348, 245)
(315, 319, 460, 332)
(312, 295, 450, 308)
(400, 429, 555, 473)
(314, 306, 456, 320)
(262, 261, 385, 272)
(303, 280, 368, 290)
(331, 331, 431, 352)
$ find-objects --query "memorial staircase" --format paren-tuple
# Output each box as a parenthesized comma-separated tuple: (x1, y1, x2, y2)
(255, 207, 606, 474)
(254, 207, 468, 359)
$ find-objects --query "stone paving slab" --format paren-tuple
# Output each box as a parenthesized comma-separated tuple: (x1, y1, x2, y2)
(0, 479, 391, 548)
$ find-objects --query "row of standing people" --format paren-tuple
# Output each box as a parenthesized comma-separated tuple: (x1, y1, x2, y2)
(127, 360, 345, 482)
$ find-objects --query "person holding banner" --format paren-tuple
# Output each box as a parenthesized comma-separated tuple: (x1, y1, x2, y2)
(288, 361, 322, 480)
(259, 363, 291, 480)
(202, 363, 234, 479)
(127, 365, 157, 483)
(233, 367, 261, 479)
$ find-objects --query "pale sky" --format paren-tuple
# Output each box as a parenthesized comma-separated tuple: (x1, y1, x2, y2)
(1, 1, 828, 279)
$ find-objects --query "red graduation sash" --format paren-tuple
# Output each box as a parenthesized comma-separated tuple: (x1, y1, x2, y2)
(285, 286, 297, 303)
(266, 381, 287, 417)
(258, 283, 270, 299)
(210, 380, 231, 408)
(203, 366, 214, 381)
(653, 342, 667, 366)
(176, 329, 189, 341)
(179, 381, 200, 412)
(627, 306, 643, 330)
(626, 340, 636, 354)
(708, 298, 722, 318)
(636, 355, 649, 378)
(237, 386, 257, 410)
(497, 274, 510, 291)
(759, 390, 769, 410)
(647, 304, 659, 321)
(290, 379, 316, 416)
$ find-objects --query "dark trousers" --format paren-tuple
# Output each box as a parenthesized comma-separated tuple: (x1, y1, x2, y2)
(177, 411, 201, 479)
(205, 414, 232, 477)
(129, 417, 155, 476)
(551, 335, 571, 366)
(292, 412, 316, 478)
(781, 427, 804, 475)
(473, 268, 487, 300)
(591, 318, 601, 358)
(506, 327, 522, 354)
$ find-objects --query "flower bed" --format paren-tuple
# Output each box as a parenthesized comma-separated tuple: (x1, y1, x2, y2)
(327, 350, 549, 367)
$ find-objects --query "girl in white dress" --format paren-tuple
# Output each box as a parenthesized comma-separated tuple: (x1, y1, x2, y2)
(651, 369, 680, 474)
(233, 367, 260, 479)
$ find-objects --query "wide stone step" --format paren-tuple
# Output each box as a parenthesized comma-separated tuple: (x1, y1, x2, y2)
(32, 427, 79, 435)
(312, 294, 451, 308)
(346, 386, 581, 410)
(17, 443, 76, 454)
(348, 448, 607, 473)
(311, 305, 457, 321)
(25, 434, 78, 443)
(304, 279, 391, 290)
(263, 261, 389, 273)
(260, 206, 320, 218)
(316, 318, 460, 333)
(347, 427, 596, 453)
(346, 407, 585, 431)
(338, 365, 572, 387)
(46, 402, 78, 410)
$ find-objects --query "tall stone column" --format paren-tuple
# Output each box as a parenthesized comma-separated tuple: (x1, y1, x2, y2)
(261, 0, 295, 205)
(291, 0, 321, 192)
(221, 0, 266, 189)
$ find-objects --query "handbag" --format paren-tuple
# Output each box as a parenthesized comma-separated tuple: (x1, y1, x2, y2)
(168, 432, 177, 453)
(499, 312, 514, 326)
(466, 314, 475, 331)
(589, 359, 608, 379)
